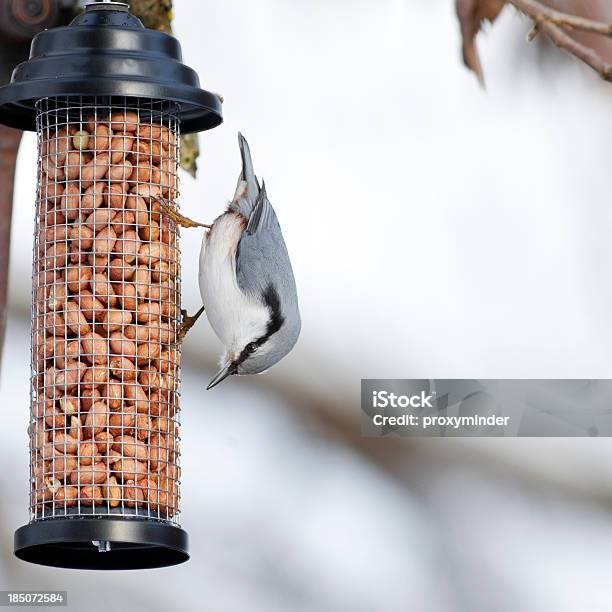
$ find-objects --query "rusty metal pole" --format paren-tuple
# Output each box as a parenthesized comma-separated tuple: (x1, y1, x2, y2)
(0, 124, 22, 369)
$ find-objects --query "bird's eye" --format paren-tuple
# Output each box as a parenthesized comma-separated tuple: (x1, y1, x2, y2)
(245, 342, 257, 354)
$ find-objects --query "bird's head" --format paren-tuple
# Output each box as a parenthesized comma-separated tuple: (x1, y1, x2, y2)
(206, 285, 301, 389)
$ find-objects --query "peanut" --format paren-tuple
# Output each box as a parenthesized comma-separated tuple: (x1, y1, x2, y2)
(77, 441, 99, 466)
(112, 210, 136, 235)
(112, 435, 147, 462)
(82, 182, 104, 213)
(57, 182, 80, 221)
(109, 356, 137, 381)
(43, 312, 66, 337)
(111, 458, 147, 482)
(42, 206, 66, 228)
(80, 387, 100, 411)
(96, 433, 114, 457)
(106, 381, 123, 410)
(88, 122, 111, 151)
(124, 479, 144, 507)
(64, 300, 90, 335)
(134, 265, 151, 298)
(45, 283, 68, 311)
(136, 340, 161, 362)
(43, 241, 68, 271)
(55, 340, 81, 369)
(148, 434, 168, 471)
(108, 410, 135, 438)
(110, 111, 139, 132)
(81, 485, 104, 505)
(52, 431, 78, 454)
(41, 180, 64, 203)
(81, 332, 108, 365)
(84, 207, 115, 229)
(93, 225, 117, 256)
(44, 223, 69, 245)
(69, 461, 106, 485)
(110, 133, 135, 163)
(105, 182, 126, 209)
(125, 381, 149, 412)
(79, 290, 105, 322)
(64, 150, 85, 180)
(109, 258, 135, 282)
(114, 229, 140, 264)
(82, 366, 109, 388)
(90, 273, 117, 306)
(82, 153, 110, 187)
(113, 282, 137, 311)
(58, 396, 79, 416)
(133, 163, 151, 183)
(84, 401, 109, 437)
(139, 365, 161, 389)
(109, 332, 137, 357)
(45, 405, 66, 430)
(132, 182, 161, 200)
(105, 475, 121, 507)
(109, 160, 133, 182)
(140, 220, 160, 242)
(125, 194, 149, 226)
(69, 225, 95, 251)
(72, 130, 89, 151)
(55, 485, 78, 506)
(102, 308, 132, 333)
(48, 454, 79, 481)
(137, 301, 160, 323)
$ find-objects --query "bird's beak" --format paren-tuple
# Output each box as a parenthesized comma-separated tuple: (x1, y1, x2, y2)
(206, 363, 234, 390)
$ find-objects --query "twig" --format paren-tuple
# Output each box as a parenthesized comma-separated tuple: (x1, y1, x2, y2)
(526, 24, 539, 42)
(510, 0, 612, 82)
(511, 0, 612, 37)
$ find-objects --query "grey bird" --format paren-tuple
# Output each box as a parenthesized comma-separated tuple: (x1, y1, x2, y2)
(157, 133, 301, 390)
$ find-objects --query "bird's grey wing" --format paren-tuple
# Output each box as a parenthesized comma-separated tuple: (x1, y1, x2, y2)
(235, 188, 295, 299)
(245, 182, 273, 235)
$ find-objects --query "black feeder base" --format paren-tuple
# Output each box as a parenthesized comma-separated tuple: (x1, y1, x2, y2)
(14, 518, 189, 570)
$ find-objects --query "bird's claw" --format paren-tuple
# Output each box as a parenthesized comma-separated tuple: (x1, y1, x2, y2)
(174, 305, 205, 345)
(152, 196, 212, 229)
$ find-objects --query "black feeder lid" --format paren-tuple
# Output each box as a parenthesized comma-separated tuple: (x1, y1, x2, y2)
(0, 1, 223, 133)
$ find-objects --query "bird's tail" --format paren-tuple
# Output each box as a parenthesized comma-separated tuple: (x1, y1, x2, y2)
(232, 133, 260, 216)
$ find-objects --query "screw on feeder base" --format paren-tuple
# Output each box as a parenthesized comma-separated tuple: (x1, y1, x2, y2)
(92, 540, 111, 553)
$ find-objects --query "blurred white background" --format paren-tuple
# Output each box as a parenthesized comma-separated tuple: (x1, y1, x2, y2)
(2, 0, 612, 610)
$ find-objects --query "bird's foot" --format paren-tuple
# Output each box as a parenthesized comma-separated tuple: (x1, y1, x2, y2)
(174, 305, 205, 345)
(153, 196, 212, 229)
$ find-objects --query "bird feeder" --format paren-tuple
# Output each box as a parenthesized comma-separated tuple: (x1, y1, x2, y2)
(0, 0, 222, 570)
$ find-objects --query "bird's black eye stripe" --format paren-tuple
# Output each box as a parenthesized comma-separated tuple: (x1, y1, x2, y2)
(235, 286, 285, 367)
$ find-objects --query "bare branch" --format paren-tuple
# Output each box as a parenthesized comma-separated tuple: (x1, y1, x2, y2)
(527, 24, 539, 41)
(511, 0, 612, 81)
(511, 0, 612, 37)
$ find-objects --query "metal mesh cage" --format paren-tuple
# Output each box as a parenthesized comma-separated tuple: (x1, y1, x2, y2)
(30, 96, 182, 526)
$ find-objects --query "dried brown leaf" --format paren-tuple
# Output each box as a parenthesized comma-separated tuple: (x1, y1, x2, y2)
(456, 0, 507, 84)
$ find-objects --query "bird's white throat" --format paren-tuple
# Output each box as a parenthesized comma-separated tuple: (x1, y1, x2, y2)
(199, 212, 270, 361)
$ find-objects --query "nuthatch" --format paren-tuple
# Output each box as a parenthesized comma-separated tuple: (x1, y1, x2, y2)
(158, 133, 301, 389)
